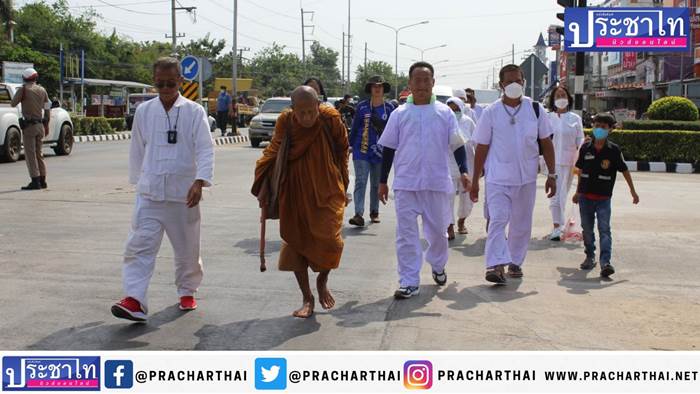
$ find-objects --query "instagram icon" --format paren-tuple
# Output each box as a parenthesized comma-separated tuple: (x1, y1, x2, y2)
(403, 360, 433, 390)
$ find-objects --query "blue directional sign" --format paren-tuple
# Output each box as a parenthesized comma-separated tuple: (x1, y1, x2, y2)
(181, 55, 200, 81)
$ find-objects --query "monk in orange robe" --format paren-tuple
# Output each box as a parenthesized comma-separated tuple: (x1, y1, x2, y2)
(252, 86, 349, 318)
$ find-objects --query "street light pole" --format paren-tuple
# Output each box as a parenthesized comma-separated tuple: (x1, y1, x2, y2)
(366, 19, 429, 98)
(231, 0, 238, 135)
(399, 43, 447, 61)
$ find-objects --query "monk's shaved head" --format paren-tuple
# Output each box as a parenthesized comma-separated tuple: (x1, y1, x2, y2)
(290, 86, 320, 128)
(291, 85, 319, 106)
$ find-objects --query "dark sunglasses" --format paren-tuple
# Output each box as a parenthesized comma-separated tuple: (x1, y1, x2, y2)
(155, 80, 178, 89)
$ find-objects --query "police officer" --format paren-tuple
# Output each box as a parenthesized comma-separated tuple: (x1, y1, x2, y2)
(11, 68, 50, 190)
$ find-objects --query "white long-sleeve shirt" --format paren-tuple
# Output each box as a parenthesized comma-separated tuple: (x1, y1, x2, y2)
(547, 110, 584, 167)
(129, 94, 214, 203)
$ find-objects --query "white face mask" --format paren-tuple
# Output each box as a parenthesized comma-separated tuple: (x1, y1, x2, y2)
(453, 110, 462, 121)
(555, 98, 569, 110)
(503, 82, 523, 99)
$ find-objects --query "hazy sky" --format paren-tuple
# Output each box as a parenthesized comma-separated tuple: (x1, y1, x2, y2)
(19, 0, 566, 89)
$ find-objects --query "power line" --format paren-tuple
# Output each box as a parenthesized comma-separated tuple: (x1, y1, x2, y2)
(206, 0, 300, 36)
(351, 9, 554, 21)
(94, 0, 168, 15)
(241, 0, 297, 21)
(69, 0, 169, 8)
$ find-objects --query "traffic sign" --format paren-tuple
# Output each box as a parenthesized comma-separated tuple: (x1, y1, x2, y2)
(181, 81, 199, 100)
(181, 55, 199, 81)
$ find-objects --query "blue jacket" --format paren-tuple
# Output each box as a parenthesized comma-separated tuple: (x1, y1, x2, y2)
(217, 92, 232, 112)
(349, 100, 395, 164)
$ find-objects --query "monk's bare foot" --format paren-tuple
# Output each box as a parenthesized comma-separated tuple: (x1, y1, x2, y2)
(317, 272, 335, 310)
(293, 297, 314, 318)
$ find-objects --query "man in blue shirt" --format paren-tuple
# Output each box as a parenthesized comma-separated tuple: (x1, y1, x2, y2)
(348, 75, 395, 226)
(216, 86, 233, 136)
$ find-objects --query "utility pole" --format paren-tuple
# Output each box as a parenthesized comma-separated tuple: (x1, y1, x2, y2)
(512, 44, 515, 64)
(573, 0, 586, 114)
(342, 32, 346, 92)
(364, 42, 368, 74)
(347, 0, 351, 94)
(167, 0, 195, 55)
(7, 0, 14, 43)
(300, 9, 315, 65)
(231, 0, 237, 135)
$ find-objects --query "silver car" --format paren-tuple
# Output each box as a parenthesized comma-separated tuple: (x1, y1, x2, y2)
(248, 97, 291, 148)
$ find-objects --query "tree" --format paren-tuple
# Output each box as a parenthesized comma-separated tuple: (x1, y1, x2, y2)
(247, 43, 304, 98)
(351, 60, 407, 99)
(306, 41, 342, 97)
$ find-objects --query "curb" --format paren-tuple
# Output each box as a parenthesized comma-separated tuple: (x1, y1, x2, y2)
(625, 161, 698, 174)
(74, 132, 250, 146)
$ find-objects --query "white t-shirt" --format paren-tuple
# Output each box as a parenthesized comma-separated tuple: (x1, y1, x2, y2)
(472, 96, 553, 186)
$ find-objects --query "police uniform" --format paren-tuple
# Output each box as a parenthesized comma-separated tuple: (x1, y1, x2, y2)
(11, 74, 50, 189)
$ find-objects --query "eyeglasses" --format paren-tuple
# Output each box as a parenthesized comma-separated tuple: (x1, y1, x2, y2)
(155, 80, 178, 89)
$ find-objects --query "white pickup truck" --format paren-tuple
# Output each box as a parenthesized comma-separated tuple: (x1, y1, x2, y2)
(0, 83, 74, 162)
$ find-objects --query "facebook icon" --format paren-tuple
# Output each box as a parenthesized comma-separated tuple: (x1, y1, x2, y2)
(104, 360, 133, 389)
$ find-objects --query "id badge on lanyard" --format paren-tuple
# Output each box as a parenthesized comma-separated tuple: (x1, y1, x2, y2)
(165, 107, 181, 144)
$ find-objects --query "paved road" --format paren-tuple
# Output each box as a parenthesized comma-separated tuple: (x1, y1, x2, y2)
(1, 139, 699, 350)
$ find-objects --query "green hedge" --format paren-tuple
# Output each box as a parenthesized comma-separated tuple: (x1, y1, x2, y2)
(72, 116, 123, 135)
(647, 96, 699, 121)
(622, 120, 700, 131)
(583, 129, 700, 163)
(107, 118, 126, 132)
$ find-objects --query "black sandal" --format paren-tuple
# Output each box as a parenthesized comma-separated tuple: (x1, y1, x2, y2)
(485, 266, 507, 285)
(507, 264, 523, 278)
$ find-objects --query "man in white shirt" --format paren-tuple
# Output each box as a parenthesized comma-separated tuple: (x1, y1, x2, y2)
(470, 64, 556, 285)
(445, 97, 476, 239)
(379, 61, 470, 299)
(465, 88, 484, 122)
(112, 57, 215, 322)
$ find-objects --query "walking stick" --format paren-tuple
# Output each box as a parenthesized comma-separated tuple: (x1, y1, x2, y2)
(259, 204, 268, 272)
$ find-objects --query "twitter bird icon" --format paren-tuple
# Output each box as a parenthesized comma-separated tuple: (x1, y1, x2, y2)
(255, 358, 287, 390)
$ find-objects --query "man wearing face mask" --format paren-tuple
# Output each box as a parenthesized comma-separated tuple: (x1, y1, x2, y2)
(378, 62, 470, 299)
(216, 85, 233, 136)
(572, 113, 639, 278)
(470, 64, 556, 285)
(112, 57, 214, 322)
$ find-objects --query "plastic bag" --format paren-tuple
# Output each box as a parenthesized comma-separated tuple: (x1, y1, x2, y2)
(561, 203, 583, 242)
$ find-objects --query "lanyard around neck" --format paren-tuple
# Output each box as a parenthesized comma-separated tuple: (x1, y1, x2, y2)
(165, 106, 181, 131)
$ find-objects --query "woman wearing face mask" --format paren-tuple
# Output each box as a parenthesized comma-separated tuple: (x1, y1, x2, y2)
(446, 97, 476, 239)
(546, 86, 585, 241)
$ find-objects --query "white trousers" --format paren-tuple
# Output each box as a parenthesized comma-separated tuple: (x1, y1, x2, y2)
(395, 190, 451, 287)
(485, 182, 537, 268)
(449, 177, 474, 225)
(548, 165, 574, 226)
(122, 195, 203, 309)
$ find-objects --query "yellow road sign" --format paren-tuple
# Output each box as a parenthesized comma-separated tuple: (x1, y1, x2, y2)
(181, 81, 199, 100)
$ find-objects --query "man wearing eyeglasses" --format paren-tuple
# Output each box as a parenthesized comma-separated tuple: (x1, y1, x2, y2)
(111, 57, 215, 322)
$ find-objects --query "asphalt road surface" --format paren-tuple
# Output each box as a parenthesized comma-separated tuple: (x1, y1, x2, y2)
(1, 138, 699, 350)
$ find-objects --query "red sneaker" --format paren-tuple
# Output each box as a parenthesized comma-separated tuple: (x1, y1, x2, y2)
(111, 297, 147, 322)
(179, 296, 197, 311)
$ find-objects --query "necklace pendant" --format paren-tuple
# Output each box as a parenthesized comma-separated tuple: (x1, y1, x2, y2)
(510, 117, 516, 125)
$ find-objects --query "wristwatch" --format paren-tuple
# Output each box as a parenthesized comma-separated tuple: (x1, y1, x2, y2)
(547, 173, 558, 180)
